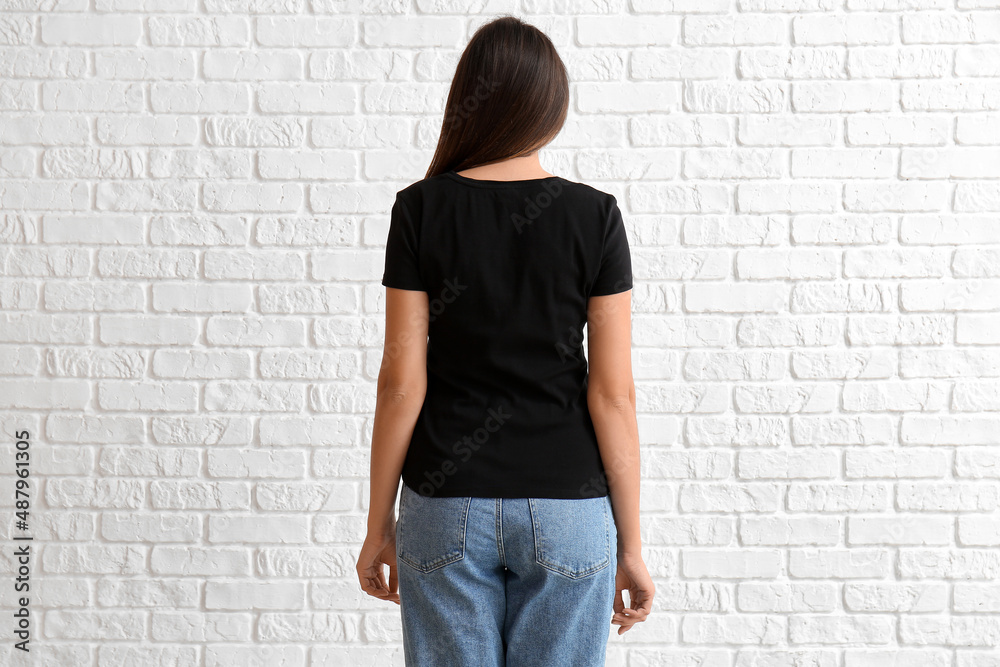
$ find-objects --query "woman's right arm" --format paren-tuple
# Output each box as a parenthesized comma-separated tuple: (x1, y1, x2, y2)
(586, 288, 654, 634)
(586, 289, 641, 554)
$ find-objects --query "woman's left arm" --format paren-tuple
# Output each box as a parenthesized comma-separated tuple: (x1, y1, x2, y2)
(356, 286, 429, 604)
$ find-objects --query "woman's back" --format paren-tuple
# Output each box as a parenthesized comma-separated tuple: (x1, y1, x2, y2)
(382, 170, 633, 499)
(358, 17, 654, 663)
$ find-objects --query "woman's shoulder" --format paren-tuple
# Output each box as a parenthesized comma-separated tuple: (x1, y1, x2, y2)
(402, 171, 614, 203)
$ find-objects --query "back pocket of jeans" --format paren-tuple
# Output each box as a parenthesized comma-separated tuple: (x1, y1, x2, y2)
(528, 496, 611, 579)
(396, 483, 471, 573)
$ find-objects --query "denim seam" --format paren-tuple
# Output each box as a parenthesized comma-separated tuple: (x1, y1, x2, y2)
(496, 498, 506, 568)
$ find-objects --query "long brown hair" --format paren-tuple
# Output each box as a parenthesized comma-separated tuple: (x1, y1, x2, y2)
(424, 16, 569, 179)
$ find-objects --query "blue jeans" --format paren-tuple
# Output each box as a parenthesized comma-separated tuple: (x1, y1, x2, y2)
(395, 480, 618, 667)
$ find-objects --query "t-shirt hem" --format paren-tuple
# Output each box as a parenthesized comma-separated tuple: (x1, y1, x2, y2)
(382, 277, 426, 291)
(589, 281, 633, 297)
(402, 477, 609, 499)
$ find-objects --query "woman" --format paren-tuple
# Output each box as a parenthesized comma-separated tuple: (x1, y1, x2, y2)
(355, 15, 654, 667)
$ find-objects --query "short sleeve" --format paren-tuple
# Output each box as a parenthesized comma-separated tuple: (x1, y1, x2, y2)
(381, 193, 426, 292)
(589, 196, 633, 297)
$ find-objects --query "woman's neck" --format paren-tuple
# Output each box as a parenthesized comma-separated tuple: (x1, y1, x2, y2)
(455, 153, 554, 181)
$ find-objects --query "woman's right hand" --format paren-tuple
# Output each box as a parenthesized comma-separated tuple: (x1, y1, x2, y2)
(611, 550, 654, 635)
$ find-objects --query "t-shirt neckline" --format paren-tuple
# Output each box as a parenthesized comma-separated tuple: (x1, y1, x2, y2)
(445, 170, 563, 188)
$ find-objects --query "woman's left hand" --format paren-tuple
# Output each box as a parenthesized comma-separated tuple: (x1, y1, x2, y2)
(356, 524, 400, 605)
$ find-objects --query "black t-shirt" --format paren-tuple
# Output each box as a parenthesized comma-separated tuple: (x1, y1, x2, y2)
(381, 169, 632, 499)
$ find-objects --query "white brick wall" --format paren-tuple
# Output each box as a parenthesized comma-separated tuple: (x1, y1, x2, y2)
(1, 2, 999, 665)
